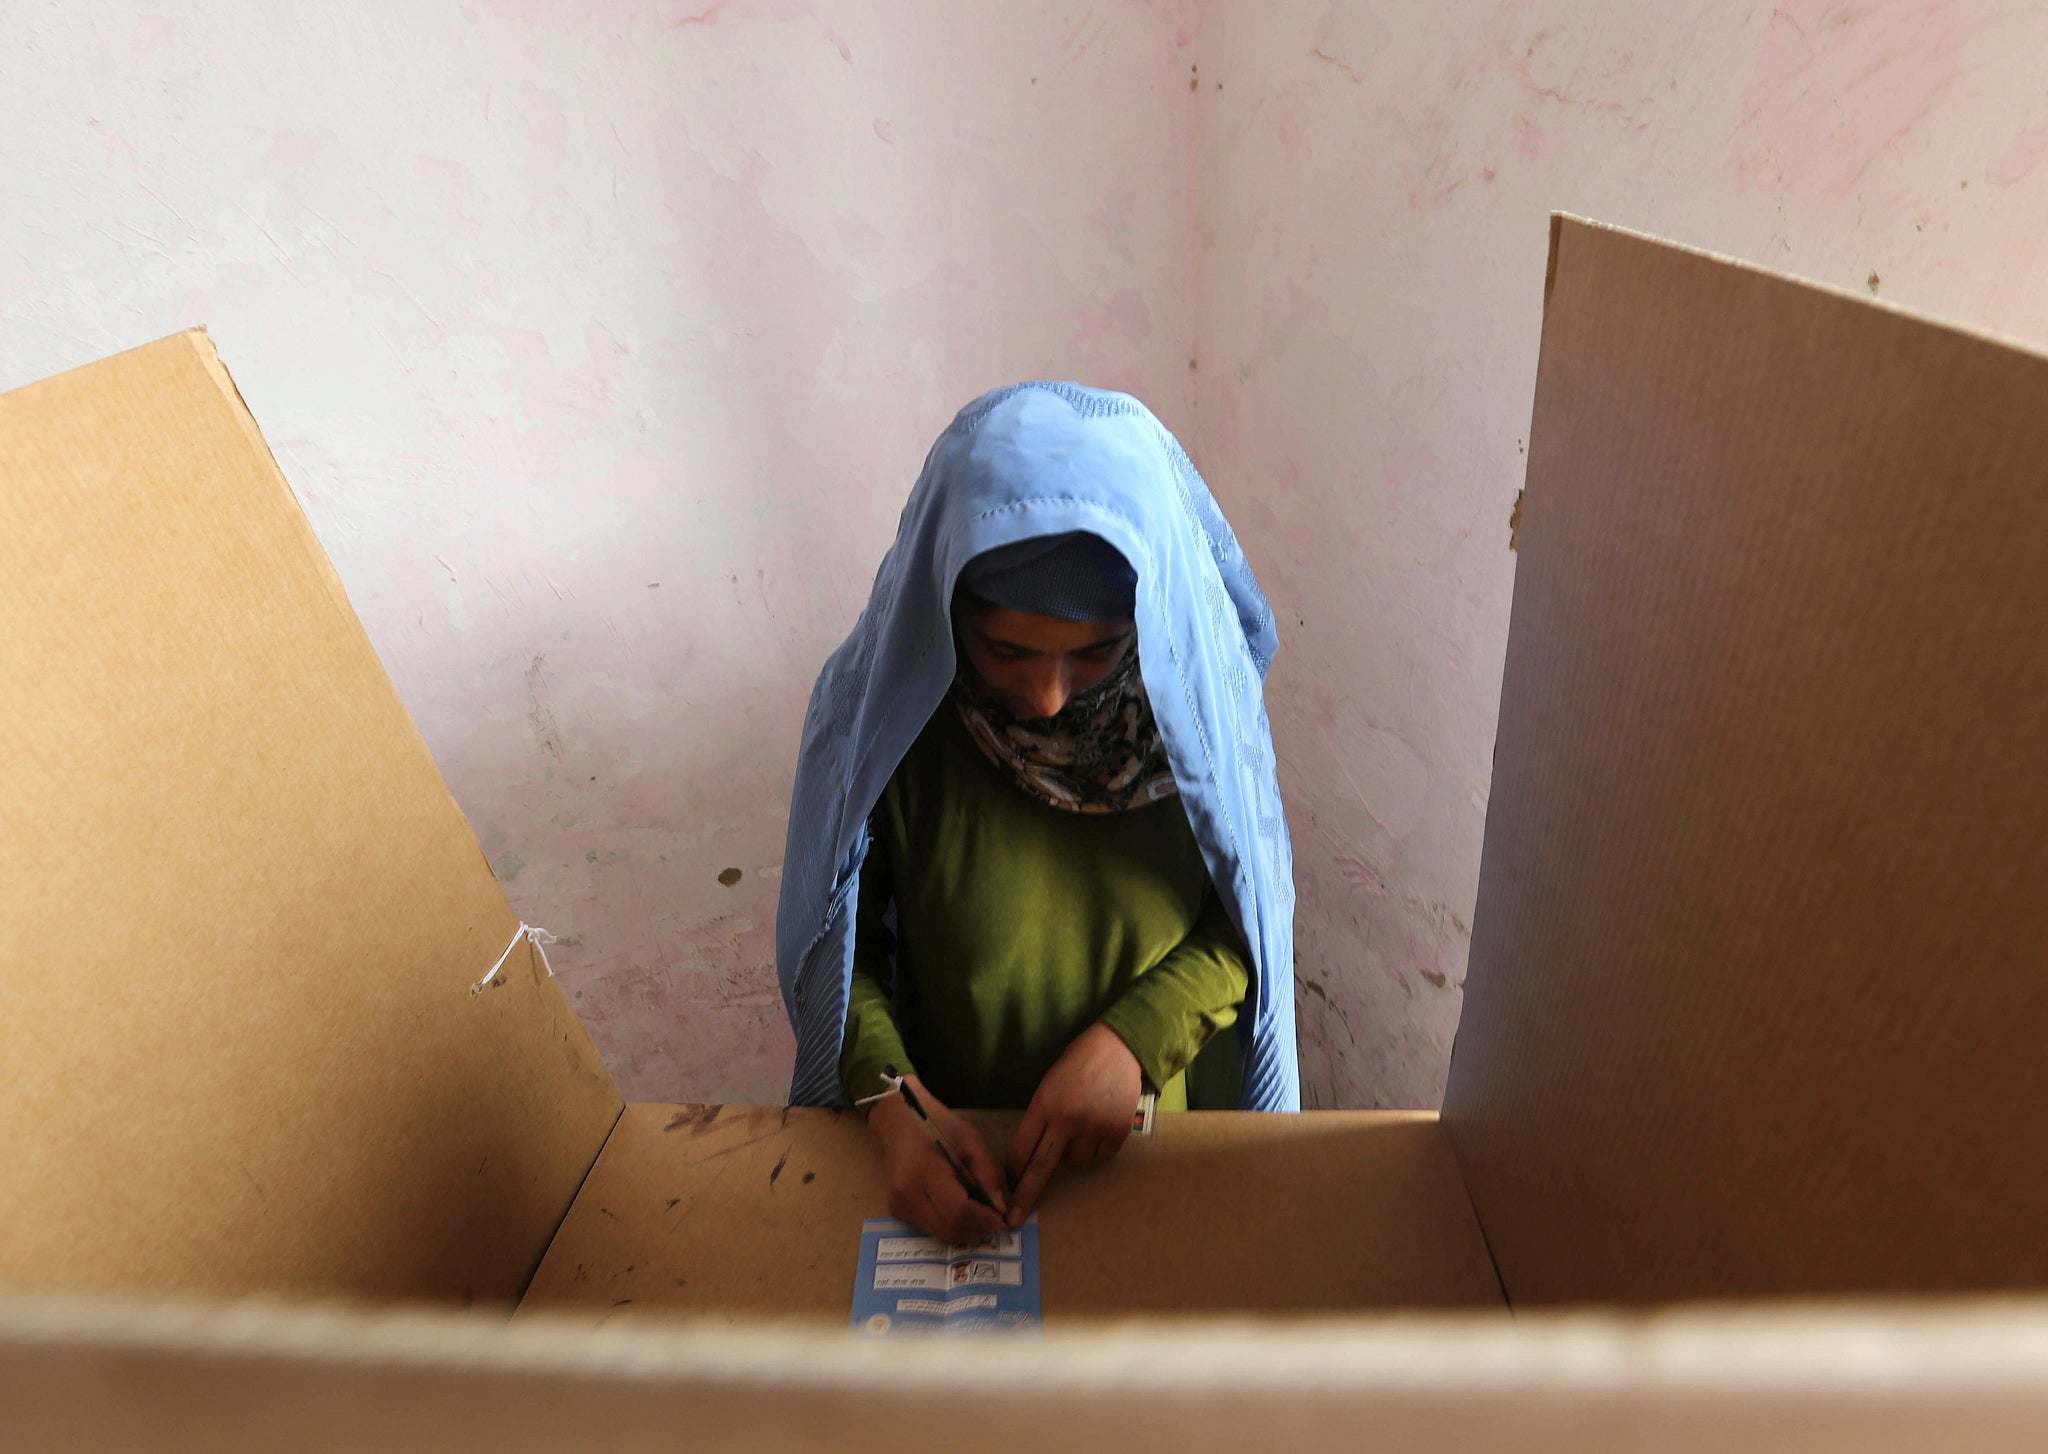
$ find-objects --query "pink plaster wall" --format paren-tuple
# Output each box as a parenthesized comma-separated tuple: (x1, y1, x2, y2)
(1197, 0, 2048, 1108)
(11, 2, 2048, 1111)
(1, 1, 1200, 1103)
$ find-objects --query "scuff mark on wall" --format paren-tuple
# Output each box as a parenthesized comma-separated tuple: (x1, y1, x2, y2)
(1990, 117, 2048, 187)
(1727, 0, 1965, 195)
(526, 653, 565, 762)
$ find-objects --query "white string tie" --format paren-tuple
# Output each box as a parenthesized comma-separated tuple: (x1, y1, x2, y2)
(852, 1070, 905, 1108)
(471, 922, 558, 996)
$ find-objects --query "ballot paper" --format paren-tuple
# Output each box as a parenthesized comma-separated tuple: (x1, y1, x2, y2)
(849, 1216, 1041, 1334)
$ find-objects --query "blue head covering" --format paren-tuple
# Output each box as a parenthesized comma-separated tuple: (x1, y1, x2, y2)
(957, 531, 1138, 621)
(775, 382, 1299, 1111)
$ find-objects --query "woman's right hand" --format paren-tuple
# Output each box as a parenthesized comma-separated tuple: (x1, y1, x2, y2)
(866, 1077, 1008, 1245)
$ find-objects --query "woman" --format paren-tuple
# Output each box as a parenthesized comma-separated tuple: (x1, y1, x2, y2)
(776, 381, 1297, 1244)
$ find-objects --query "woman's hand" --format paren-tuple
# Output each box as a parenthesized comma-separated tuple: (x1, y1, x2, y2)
(1004, 1023, 1142, 1227)
(866, 1077, 1008, 1246)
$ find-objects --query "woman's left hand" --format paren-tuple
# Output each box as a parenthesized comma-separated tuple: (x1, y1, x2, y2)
(1003, 1022, 1142, 1227)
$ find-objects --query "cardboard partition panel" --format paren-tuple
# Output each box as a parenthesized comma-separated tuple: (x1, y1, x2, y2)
(1445, 217, 2048, 1305)
(520, 1107, 1505, 1323)
(0, 332, 622, 1306)
(11, 1296, 2048, 1453)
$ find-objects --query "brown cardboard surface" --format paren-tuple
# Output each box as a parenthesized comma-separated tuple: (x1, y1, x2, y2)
(1445, 217, 2048, 1303)
(520, 1106, 1505, 1323)
(0, 331, 622, 1305)
(13, 1294, 2048, 1452)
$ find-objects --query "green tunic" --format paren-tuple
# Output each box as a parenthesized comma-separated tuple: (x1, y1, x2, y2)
(840, 700, 1249, 1111)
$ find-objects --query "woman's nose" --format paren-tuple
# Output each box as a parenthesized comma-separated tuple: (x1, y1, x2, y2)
(1018, 667, 1069, 719)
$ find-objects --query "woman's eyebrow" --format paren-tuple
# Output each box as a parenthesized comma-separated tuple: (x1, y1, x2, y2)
(974, 626, 1132, 655)
(976, 631, 1041, 655)
(1079, 627, 1136, 651)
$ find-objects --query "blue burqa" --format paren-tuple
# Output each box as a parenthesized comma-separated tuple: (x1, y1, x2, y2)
(775, 382, 1300, 1111)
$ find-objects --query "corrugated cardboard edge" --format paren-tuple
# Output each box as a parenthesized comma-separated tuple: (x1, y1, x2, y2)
(1443, 1130, 1513, 1317)
(1543, 213, 1565, 306)
(1515, 212, 2048, 580)
(517, 1096, 629, 1305)
(180, 326, 527, 902)
(11, 1290, 2048, 1389)
(182, 326, 500, 876)
(1545, 213, 2048, 365)
(10, 1293, 2048, 1453)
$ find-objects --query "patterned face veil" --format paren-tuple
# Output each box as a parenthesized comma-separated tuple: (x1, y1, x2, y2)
(950, 532, 1178, 814)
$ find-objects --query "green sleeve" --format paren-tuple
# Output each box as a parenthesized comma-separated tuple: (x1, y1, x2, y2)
(839, 833, 915, 1103)
(1097, 888, 1251, 1092)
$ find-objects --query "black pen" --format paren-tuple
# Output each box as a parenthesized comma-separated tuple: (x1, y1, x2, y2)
(883, 1063, 1002, 1214)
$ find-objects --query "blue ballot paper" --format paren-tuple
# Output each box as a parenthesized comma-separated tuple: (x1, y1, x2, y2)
(849, 1215, 1041, 1335)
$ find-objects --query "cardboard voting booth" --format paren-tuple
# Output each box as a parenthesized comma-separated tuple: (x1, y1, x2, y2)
(9, 216, 2048, 1450)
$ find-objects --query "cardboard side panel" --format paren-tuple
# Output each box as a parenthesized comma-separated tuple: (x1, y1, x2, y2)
(10, 1296, 2048, 1453)
(0, 332, 623, 1305)
(519, 1106, 1505, 1322)
(1444, 218, 2048, 1303)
